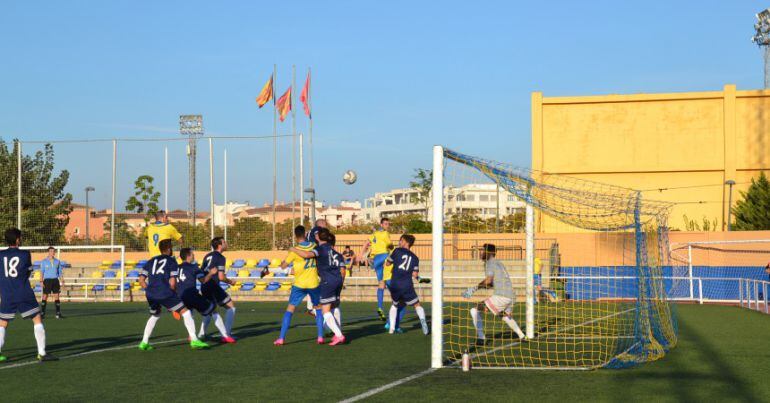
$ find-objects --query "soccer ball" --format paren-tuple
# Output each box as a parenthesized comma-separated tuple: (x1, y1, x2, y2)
(343, 170, 357, 185)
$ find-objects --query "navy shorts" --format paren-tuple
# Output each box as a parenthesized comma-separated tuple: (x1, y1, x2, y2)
(389, 284, 419, 306)
(202, 284, 232, 307)
(319, 277, 342, 305)
(0, 298, 41, 321)
(181, 288, 216, 316)
(147, 294, 185, 315)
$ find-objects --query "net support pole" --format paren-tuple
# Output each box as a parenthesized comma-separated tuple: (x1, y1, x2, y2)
(224, 149, 228, 242)
(164, 147, 168, 212)
(16, 140, 21, 229)
(525, 203, 535, 339)
(431, 145, 444, 369)
(111, 139, 117, 252)
(687, 244, 693, 300)
(208, 137, 215, 239)
(119, 246, 125, 302)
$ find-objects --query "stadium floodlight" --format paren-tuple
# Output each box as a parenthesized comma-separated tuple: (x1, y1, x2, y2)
(725, 180, 736, 231)
(180, 115, 204, 226)
(304, 187, 316, 224)
(85, 186, 95, 244)
(752, 8, 770, 88)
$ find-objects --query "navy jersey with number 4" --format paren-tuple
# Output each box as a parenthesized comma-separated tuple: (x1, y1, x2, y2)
(201, 251, 226, 289)
(314, 243, 342, 283)
(388, 247, 420, 289)
(176, 262, 204, 296)
(140, 255, 178, 300)
(0, 248, 35, 302)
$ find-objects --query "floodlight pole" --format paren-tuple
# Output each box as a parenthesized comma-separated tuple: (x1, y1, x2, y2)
(85, 186, 95, 244)
(209, 137, 215, 239)
(752, 8, 770, 88)
(180, 115, 204, 228)
(304, 188, 316, 224)
(16, 140, 21, 229)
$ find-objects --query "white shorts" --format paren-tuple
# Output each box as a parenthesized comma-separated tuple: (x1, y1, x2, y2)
(484, 295, 513, 315)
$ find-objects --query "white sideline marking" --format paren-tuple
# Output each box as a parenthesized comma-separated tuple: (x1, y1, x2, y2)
(0, 337, 187, 370)
(338, 367, 438, 403)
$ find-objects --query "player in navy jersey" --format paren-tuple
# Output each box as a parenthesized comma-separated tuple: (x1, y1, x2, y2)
(328, 234, 346, 333)
(138, 239, 208, 351)
(386, 234, 429, 335)
(303, 219, 327, 315)
(173, 248, 235, 344)
(290, 227, 346, 346)
(198, 237, 237, 339)
(0, 228, 56, 362)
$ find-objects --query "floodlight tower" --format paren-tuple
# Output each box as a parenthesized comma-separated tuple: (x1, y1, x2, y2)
(180, 115, 204, 226)
(752, 8, 770, 88)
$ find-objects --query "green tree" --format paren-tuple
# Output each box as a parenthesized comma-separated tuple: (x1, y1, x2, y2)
(732, 172, 770, 230)
(409, 168, 432, 220)
(100, 215, 144, 251)
(0, 139, 72, 245)
(125, 175, 160, 222)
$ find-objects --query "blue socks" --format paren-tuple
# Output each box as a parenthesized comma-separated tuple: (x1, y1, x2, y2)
(377, 288, 384, 310)
(279, 311, 293, 340)
(315, 309, 324, 338)
(396, 305, 407, 328)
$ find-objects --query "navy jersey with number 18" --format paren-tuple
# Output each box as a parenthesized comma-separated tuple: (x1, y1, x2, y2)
(0, 248, 35, 302)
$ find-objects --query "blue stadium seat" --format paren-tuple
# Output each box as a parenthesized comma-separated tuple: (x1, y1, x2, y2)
(103, 271, 117, 278)
(257, 259, 270, 268)
(92, 285, 105, 292)
(33, 284, 42, 293)
(232, 259, 245, 268)
(265, 282, 281, 291)
(123, 282, 131, 290)
(275, 272, 287, 278)
(220, 283, 230, 290)
(226, 270, 238, 278)
(249, 269, 262, 278)
(127, 270, 140, 278)
(241, 282, 256, 291)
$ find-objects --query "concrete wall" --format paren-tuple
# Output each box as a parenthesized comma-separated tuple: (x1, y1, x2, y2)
(531, 85, 770, 233)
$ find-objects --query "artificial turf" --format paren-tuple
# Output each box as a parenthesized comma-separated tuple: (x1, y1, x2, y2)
(0, 303, 767, 402)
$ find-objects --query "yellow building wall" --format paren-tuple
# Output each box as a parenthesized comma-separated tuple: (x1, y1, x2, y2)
(532, 85, 770, 232)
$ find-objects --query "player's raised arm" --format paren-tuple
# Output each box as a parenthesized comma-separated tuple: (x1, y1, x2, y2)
(291, 247, 316, 259)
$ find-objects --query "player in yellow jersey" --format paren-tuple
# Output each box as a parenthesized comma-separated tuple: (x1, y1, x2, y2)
(146, 211, 183, 257)
(361, 217, 393, 320)
(273, 225, 325, 346)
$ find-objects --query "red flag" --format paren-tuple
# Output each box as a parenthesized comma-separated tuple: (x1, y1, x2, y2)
(276, 86, 292, 122)
(300, 71, 311, 118)
(256, 74, 274, 108)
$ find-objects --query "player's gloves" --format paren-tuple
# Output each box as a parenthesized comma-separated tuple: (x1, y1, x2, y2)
(462, 286, 478, 299)
(417, 276, 431, 284)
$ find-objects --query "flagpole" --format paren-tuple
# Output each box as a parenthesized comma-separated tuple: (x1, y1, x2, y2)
(299, 132, 305, 227)
(291, 64, 297, 240)
(308, 67, 315, 224)
(272, 64, 277, 250)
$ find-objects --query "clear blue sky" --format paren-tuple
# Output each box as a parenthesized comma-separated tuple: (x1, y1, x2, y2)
(0, 1, 766, 210)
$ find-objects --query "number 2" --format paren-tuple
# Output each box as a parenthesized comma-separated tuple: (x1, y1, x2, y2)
(398, 255, 412, 271)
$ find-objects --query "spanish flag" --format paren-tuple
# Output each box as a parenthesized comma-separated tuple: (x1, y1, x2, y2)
(300, 71, 311, 118)
(256, 75, 274, 108)
(276, 86, 292, 122)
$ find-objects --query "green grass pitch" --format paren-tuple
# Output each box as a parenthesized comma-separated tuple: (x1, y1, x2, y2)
(0, 303, 768, 402)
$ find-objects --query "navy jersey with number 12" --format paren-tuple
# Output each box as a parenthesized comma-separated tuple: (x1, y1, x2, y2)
(140, 255, 178, 300)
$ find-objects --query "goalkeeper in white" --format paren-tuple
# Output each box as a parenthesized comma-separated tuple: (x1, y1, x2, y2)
(463, 243, 527, 344)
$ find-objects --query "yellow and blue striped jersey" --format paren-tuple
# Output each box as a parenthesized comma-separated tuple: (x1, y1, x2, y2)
(285, 241, 319, 289)
(368, 228, 393, 256)
(146, 222, 182, 257)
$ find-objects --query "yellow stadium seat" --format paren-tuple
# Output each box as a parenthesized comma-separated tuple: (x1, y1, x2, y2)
(263, 272, 274, 278)
(101, 260, 112, 266)
(225, 258, 232, 268)
(279, 283, 292, 290)
(230, 284, 241, 292)
(237, 269, 250, 278)
(269, 258, 281, 268)
(246, 259, 257, 267)
(91, 271, 103, 279)
(125, 260, 136, 266)
(106, 285, 118, 291)
(33, 271, 42, 281)
(82, 285, 88, 291)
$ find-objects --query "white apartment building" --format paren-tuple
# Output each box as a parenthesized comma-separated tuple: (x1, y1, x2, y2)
(362, 183, 525, 222)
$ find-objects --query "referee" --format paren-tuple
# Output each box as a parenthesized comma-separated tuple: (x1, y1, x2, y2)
(40, 246, 64, 319)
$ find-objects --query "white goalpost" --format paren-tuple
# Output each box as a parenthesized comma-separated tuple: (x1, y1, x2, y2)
(22, 245, 127, 302)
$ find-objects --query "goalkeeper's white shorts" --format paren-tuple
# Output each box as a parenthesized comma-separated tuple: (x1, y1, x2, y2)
(484, 295, 513, 315)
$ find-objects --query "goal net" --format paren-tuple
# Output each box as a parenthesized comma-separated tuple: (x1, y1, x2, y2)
(670, 240, 770, 311)
(430, 147, 678, 369)
(22, 245, 128, 302)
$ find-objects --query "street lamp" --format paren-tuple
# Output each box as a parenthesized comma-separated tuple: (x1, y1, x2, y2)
(180, 115, 204, 226)
(85, 186, 95, 243)
(752, 8, 770, 88)
(725, 180, 736, 231)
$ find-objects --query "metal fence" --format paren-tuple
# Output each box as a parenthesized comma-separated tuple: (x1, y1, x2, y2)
(8, 134, 308, 252)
